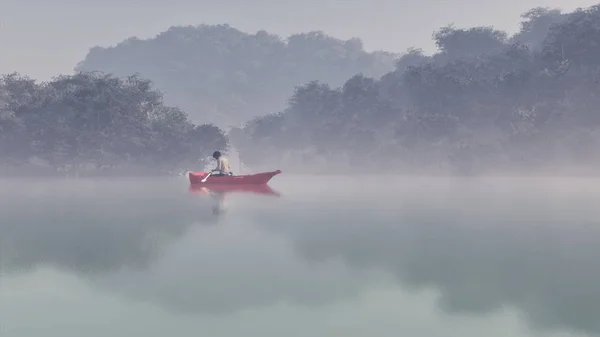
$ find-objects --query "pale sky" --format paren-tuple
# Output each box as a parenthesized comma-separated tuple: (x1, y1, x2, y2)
(1, 0, 597, 80)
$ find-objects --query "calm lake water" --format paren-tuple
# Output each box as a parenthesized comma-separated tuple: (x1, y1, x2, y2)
(1, 175, 600, 337)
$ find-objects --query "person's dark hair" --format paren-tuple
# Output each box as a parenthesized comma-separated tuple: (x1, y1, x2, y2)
(212, 151, 221, 159)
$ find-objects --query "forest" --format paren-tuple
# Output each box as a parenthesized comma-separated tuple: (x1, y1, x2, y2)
(230, 5, 600, 175)
(2, 5, 599, 175)
(77, 25, 397, 127)
(0, 73, 227, 175)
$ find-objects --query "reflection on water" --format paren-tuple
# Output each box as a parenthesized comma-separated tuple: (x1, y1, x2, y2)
(0, 176, 599, 337)
(189, 183, 281, 216)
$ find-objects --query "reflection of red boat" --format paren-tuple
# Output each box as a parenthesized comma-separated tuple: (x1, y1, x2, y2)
(189, 184, 281, 196)
(188, 170, 282, 185)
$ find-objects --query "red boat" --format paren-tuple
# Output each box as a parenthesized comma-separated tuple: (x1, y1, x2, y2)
(188, 170, 282, 185)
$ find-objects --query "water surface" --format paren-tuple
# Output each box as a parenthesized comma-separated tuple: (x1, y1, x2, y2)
(1, 176, 599, 337)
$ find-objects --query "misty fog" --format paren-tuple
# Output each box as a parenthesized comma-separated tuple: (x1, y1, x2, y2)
(2, 4, 600, 176)
(1, 2, 600, 337)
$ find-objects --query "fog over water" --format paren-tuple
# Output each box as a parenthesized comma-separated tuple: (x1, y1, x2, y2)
(1, 176, 599, 337)
(2, 1, 600, 335)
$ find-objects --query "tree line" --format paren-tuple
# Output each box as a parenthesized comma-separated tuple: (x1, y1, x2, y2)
(77, 24, 397, 127)
(0, 72, 227, 175)
(231, 5, 600, 175)
(3, 6, 598, 176)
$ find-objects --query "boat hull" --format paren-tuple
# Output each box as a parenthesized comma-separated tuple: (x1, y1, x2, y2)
(188, 170, 281, 185)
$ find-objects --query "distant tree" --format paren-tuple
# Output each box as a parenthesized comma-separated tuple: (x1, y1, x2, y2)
(394, 48, 431, 72)
(232, 4, 600, 175)
(512, 7, 564, 50)
(0, 72, 228, 175)
(76, 25, 397, 127)
(433, 25, 509, 62)
(541, 4, 600, 67)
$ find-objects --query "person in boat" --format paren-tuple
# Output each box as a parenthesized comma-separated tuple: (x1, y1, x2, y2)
(211, 151, 233, 176)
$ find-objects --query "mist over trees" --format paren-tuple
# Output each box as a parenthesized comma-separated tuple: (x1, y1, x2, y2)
(76, 24, 397, 127)
(231, 5, 600, 175)
(0, 72, 227, 175)
(2, 5, 597, 176)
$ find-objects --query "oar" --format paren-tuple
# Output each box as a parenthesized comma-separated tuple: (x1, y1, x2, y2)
(200, 172, 212, 183)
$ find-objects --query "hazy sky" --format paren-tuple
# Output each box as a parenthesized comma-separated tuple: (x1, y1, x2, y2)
(1, 0, 597, 80)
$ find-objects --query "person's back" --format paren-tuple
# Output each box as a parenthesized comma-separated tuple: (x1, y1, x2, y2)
(212, 151, 232, 175)
(217, 156, 231, 174)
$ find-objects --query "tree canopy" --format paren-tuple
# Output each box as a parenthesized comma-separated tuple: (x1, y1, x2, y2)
(231, 5, 600, 175)
(0, 72, 227, 175)
(76, 25, 397, 127)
